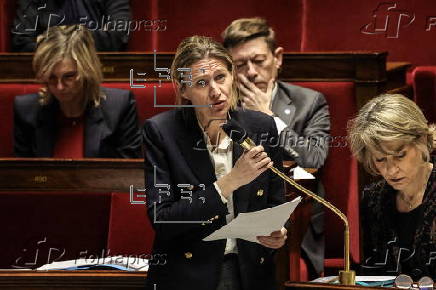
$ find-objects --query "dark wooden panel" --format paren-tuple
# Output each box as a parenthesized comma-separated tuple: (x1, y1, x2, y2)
(0, 270, 146, 289)
(0, 51, 396, 110)
(0, 158, 144, 192)
(0, 51, 388, 83)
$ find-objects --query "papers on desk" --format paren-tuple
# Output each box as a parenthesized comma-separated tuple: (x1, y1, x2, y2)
(292, 166, 315, 180)
(203, 197, 302, 243)
(312, 276, 396, 287)
(37, 256, 149, 271)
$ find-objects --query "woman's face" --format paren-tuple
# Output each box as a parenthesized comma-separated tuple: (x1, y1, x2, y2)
(181, 57, 233, 127)
(47, 58, 83, 104)
(371, 141, 426, 191)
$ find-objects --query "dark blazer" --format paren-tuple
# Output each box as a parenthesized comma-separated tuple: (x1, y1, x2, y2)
(11, 0, 131, 52)
(14, 87, 142, 158)
(272, 81, 330, 275)
(360, 156, 436, 280)
(143, 108, 285, 290)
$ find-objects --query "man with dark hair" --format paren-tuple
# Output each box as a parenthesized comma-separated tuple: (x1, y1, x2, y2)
(223, 17, 330, 278)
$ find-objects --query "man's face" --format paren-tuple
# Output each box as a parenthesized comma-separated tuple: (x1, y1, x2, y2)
(229, 37, 283, 92)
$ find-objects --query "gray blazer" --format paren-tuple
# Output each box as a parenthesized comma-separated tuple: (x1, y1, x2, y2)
(272, 81, 330, 275)
(272, 81, 330, 168)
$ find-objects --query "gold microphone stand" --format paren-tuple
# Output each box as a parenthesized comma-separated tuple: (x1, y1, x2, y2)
(241, 138, 356, 285)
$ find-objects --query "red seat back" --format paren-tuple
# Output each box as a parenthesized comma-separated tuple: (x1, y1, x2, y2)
(293, 82, 360, 270)
(410, 66, 436, 124)
(0, 0, 15, 51)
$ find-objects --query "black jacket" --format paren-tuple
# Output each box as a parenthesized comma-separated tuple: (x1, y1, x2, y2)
(11, 0, 131, 52)
(14, 87, 142, 158)
(360, 157, 436, 279)
(143, 108, 285, 290)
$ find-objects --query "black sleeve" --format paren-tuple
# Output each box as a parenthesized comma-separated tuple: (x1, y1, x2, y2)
(113, 91, 142, 158)
(13, 97, 34, 157)
(92, 0, 131, 51)
(266, 117, 286, 209)
(358, 188, 383, 275)
(280, 92, 330, 169)
(142, 120, 229, 242)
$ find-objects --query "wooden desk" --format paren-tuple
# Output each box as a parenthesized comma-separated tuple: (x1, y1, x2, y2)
(0, 51, 404, 109)
(0, 270, 146, 289)
(285, 282, 385, 290)
(0, 158, 144, 192)
(0, 158, 314, 287)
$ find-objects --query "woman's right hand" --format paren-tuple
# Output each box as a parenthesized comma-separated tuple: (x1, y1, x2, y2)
(216, 145, 273, 198)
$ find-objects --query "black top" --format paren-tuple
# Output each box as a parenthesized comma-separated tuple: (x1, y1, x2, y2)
(360, 156, 436, 280)
(395, 204, 423, 249)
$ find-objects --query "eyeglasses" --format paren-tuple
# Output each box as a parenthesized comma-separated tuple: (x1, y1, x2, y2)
(394, 274, 434, 289)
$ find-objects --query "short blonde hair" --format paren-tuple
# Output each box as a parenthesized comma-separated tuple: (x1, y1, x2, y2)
(171, 35, 238, 109)
(33, 25, 104, 106)
(348, 94, 436, 175)
(222, 17, 276, 52)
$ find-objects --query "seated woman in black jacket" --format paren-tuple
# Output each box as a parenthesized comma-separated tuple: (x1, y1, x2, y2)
(348, 94, 435, 280)
(14, 25, 141, 158)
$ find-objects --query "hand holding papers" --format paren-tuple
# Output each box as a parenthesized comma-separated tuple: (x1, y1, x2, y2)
(203, 197, 302, 243)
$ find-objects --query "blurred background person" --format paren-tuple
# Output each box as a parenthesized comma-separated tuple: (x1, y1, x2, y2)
(14, 25, 141, 158)
(348, 94, 435, 279)
(11, 0, 131, 52)
(143, 35, 286, 290)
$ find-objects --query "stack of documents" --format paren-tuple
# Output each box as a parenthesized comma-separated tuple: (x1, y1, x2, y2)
(312, 276, 396, 287)
(37, 256, 149, 271)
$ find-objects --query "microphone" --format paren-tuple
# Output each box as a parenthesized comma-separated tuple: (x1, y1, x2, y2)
(222, 119, 356, 285)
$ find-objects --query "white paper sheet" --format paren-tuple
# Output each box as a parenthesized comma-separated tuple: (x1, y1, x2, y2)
(203, 197, 302, 243)
(293, 166, 315, 180)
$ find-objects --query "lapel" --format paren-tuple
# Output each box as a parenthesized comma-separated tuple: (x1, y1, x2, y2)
(84, 104, 111, 157)
(175, 108, 217, 186)
(35, 101, 57, 157)
(272, 82, 296, 126)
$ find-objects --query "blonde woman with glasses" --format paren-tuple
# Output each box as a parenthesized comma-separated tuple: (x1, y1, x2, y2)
(348, 94, 435, 280)
(14, 25, 141, 158)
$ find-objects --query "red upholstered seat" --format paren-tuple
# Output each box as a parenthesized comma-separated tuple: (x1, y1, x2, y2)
(0, 0, 15, 52)
(409, 66, 436, 123)
(107, 192, 154, 256)
(293, 82, 360, 277)
(103, 82, 176, 124)
(300, 0, 436, 65)
(0, 84, 27, 157)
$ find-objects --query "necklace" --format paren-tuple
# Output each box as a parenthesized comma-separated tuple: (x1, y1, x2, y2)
(398, 164, 432, 210)
(399, 193, 420, 210)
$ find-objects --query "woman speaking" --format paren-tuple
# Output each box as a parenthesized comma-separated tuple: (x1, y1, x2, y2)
(143, 36, 287, 290)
